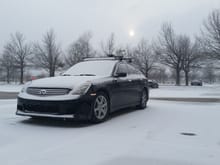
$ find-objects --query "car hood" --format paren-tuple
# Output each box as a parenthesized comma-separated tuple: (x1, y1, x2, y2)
(28, 76, 103, 89)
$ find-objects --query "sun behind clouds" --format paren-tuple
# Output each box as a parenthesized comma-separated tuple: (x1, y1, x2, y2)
(129, 29, 135, 37)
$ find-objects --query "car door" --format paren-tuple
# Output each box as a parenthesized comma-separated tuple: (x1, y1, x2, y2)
(126, 64, 143, 105)
(110, 62, 131, 110)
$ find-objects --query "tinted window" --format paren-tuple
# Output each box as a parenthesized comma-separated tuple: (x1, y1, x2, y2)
(127, 64, 141, 75)
(116, 63, 128, 74)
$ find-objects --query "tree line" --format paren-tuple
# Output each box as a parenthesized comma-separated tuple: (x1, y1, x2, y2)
(0, 9, 220, 85)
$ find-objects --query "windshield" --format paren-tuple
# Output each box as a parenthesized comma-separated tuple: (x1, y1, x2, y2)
(63, 60, 117, 76)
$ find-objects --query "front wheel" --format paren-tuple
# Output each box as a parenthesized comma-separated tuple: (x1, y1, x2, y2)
(90, 92, 109, 123)
(138, 89, 148, 109)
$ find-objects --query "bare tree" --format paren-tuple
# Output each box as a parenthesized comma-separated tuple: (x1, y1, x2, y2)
(132, 39, 158, 78)
(33, 29, 62, 77)
(3, 32, 31, 84)
(66, 32, 95, 66)
(124, 45, 134, 57)
(0, 51, 15, 83)
(203, 64, 215, 83)
(179, 36, 202, 85)
(200, 9, 220, 60)
(101, 33, 116, 55)
(156, 23, 183, 85)
(148, 67, 169, 84)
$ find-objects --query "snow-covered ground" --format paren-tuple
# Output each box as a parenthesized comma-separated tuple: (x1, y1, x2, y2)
(0, 99, 220, 165)
(150, 84, 220, 98)
(0, 84, 23, 92)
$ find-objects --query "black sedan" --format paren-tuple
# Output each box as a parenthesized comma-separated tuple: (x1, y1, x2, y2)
(148, 80, 159, 88)
(191, 80, 203, 86)
(16, 56, 149, 123)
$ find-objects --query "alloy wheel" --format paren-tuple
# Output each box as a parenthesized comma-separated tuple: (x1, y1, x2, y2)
(94, 95, 108, 120)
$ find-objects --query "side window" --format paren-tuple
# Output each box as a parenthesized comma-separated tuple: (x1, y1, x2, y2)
(135, 68, 142, 75)
(116, 63, 128, 74)
(127, 64, 140, 75)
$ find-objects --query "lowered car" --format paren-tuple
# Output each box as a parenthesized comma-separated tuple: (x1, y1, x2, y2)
(16, 56, 149, 123)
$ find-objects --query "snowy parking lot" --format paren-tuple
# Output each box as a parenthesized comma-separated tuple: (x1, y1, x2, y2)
(0, 85, 220, 165)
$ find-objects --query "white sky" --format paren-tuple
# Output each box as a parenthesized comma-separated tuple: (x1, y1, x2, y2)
(0, 0, 220, 51)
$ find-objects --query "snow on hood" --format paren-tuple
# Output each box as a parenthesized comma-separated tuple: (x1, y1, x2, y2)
(28, 76, 102, 89)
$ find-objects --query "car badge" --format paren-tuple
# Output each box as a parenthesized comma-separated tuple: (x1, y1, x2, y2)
(39, 89, 47, 95)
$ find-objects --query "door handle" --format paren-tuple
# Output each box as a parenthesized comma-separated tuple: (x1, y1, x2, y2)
(113, 78, 118, 83)
(128, 79, 132, 82)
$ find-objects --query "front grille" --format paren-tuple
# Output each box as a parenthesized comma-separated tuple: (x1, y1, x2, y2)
(27, 87, 71, 96)
(24, 103, 59, 113)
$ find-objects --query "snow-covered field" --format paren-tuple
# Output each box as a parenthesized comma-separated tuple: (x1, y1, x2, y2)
(151, 84, 220, 98)
(0, 84, 23, 92)
(1, 97, 220, 165)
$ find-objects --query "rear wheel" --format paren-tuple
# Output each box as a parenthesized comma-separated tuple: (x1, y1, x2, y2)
(90, 92, 109, 123)
(138, 89, 148, 109)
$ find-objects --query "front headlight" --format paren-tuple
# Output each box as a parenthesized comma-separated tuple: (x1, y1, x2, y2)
(20, 81, 32, 93)
(71, 82, 92, 95)
(21, 87, 26, 93)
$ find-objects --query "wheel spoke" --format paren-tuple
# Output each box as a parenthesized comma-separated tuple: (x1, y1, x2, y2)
(100, 111, 104, 117)
(97, 98, 102, 105)
(102, 103, 107, 109)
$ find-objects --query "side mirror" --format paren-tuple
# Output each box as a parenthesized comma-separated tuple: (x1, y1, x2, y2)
(115, 72, 127, 78)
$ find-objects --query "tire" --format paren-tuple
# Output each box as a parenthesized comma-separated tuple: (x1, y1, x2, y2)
(90, 92, 110, 123)
(138, 89, 148, 109)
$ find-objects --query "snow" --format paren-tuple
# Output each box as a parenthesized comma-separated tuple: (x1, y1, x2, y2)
(28, 75, 103, 89)
(0, 98, 220, 165)
(0, 84, 23, 92)
(150, 84, 220, 98)
(64, 60, 117, 76)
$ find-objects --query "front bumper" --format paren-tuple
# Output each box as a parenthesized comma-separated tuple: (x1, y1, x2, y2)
(16, 110, 75, 119)
(16, 96, 93, 120)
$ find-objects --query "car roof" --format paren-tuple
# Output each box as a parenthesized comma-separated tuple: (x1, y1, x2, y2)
(84, 55, 133, 63)
(83, 57, 117, 61)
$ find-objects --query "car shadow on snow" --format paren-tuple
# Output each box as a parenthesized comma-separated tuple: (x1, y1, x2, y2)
(19, 118, 92, 128)
(109, 106, 143, 120)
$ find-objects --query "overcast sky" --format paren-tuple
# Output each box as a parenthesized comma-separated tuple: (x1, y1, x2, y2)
(0, 0, 220, 51)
